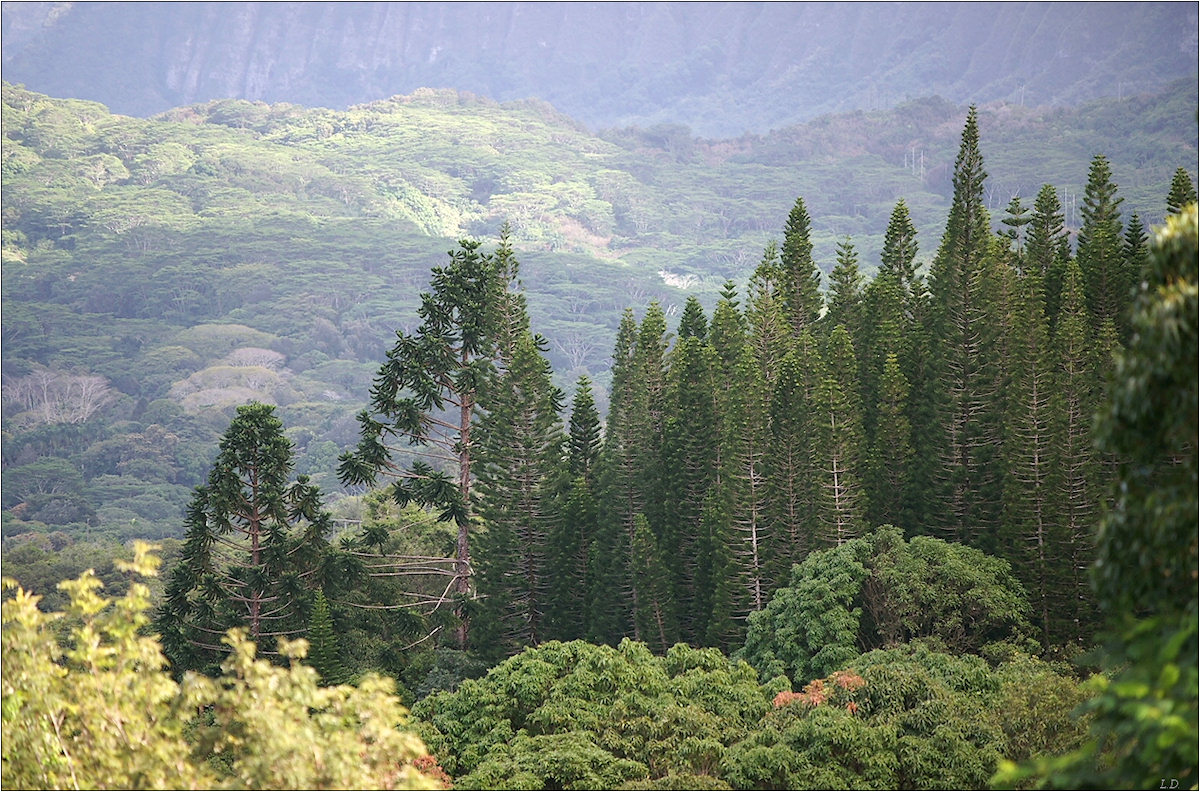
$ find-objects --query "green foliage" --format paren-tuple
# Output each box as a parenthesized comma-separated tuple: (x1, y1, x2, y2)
(723, 643, 1088, 791)
(456, 731, 648, 790)
(2, 543, 207, 789)
(997, 205, 1198, 790)
(1094, 205, 1198, 616)
(2, 80, 1197, 792)
(1089, 205, 1198, 784)
(408, 647, 490, 701)
(1, 543, 440, 790)
(739, 526, 1032, 685)
(413, 639, 772, 788)
(739, 532, 870, 684)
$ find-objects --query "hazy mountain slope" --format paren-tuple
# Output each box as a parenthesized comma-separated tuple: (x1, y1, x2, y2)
(2, 2, 1196, 136)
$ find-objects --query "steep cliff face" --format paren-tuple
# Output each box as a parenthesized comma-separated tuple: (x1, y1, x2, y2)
(2, 1, 1196, 136)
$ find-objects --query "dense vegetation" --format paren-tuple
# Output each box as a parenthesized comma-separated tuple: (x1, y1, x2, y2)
(2, 81, 1197, 789)
(1, 80, 1194, 559)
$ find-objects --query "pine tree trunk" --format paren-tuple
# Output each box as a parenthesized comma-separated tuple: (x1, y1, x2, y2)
(456, 374, 473, 649)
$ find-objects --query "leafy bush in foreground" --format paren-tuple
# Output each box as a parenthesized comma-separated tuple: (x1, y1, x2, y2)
(1, 542, 440, 790)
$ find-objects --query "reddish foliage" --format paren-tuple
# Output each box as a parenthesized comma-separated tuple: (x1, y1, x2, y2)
(773, 670, 867, 712)
(799, 678, 828, 706)
(772, 690, 804, 708)
(411, 755, 453, 789)
(830, 670, 866, 691)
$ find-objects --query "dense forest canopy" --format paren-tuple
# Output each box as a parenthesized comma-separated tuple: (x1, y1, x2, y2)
(1, 68, 1197, 790)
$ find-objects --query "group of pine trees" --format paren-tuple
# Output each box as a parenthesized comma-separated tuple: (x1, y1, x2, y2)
(458, 110, 1195, 658)
(158, 108, 1198, 673)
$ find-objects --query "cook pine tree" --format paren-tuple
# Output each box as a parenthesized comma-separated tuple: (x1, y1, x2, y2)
(926, 106, 1004, 547)
(780, 196, 823, 338)
(1166, 167, 1197, 215)
(662, 296, 721, 644)
(543, 376, 601, 641)
(588, 309, 641, 644)
(1076, 154, 1130, 340)
(474, 329, 565, 657)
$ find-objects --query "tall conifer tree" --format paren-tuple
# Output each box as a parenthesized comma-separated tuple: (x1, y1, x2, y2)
(858, 270, 907, 457)
(474, 331, 565, 654)
(719, 280, 775, 620)
(866, 351, 913, 529)
(881, 199, 920, 290)
(306, 589, 344, 685)
(631, 303, 670, 536)
(590, 310, 640, 643)
(337, 234, 511, 648)
(826, 238, 864, 342)
(1000, 195, 1031, 259)
(159, 403, 329, 672)
(662, 300, 720, 644)
(780, 197, 823, 337)
(926, 106, 1002, 545)
(630, 514, 679, 654)
(1124, 213, 1149, 284)
(566, 376, 601, 482)
(1025, 185, 1071, 323)
(1052, 259, 1102, 642)
(1167, 167, 1197, 215)
(697, 294, 747, 649)
(546, 476, 598, 642)
(1002, 266, 1063, 646)
(1077, 154, 1129, 340)
(874, 203, 930, 531)
(765, 335, 824, 588)
(814, 326, 868, 546)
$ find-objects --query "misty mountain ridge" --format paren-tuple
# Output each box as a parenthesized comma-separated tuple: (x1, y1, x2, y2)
(2, 1, 1196, 137)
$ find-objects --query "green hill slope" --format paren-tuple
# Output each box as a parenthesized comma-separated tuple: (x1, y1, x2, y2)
(1, 79, 1195, 542)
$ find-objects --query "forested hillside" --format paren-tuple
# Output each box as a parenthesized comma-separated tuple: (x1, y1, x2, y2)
(1, 79, 1194, 563)
(3, 111, 1196, 787)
